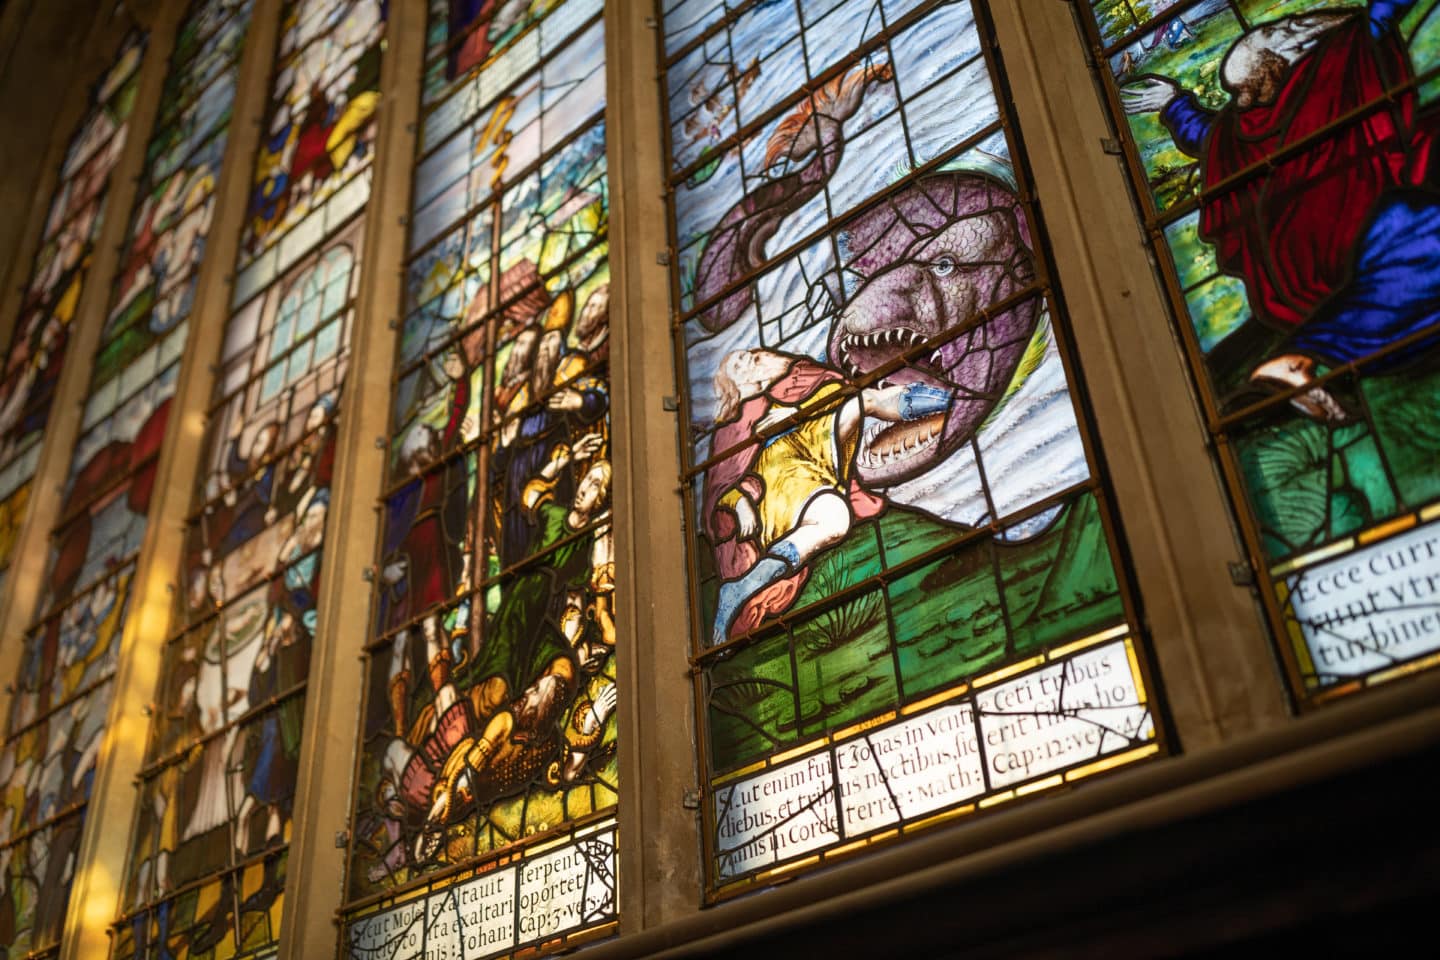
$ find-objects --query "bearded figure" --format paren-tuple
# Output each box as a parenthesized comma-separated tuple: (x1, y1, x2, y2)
(1122, 0, 1440, 420)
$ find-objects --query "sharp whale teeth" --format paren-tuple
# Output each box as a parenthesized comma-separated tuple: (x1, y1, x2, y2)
(859, 412, 948, 474)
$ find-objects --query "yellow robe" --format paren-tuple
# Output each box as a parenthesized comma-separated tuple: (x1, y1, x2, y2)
(721, 382, 854, 548)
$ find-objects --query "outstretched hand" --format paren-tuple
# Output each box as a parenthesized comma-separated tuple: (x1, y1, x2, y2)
(1120, 76, 1181, 114)
(573, 432, 605, 461)
(862, 382, 953, 422)
(592, 682, 618, 725)
(548, 388, 585, 412)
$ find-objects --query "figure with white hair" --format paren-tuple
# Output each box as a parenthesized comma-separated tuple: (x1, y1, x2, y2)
(1121, 0, 1440, 422)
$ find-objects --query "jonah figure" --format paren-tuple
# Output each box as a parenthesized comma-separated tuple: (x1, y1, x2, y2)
(705, 349, 950, 646)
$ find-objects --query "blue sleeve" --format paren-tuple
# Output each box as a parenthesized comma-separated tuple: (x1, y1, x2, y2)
(1160, 93, 1214, 158)
(1370, 0, 1416, 37)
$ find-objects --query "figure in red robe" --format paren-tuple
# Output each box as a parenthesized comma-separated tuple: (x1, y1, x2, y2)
(1122, 1, 1440, 420)
(289, 84, 336, 189)
(446, 0, 530, 80)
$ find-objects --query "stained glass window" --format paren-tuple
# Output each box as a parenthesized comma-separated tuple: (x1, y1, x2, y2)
(108, 3, 379, 957)
(232, 0, 387, 306)
(343, 2, 617, 953)
(660, 0, 1166, 895)
(1077, 0, 1440, 702)
(112, 219, 359, 960)
(0, 34, 142, 596)
(0, 28, 152, 960)
(0, 2, 256, 954)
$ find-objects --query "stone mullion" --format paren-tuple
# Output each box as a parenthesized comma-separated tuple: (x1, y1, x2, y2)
(0, 9, 144, 648)
(56, 0, 288, 956)
(992, 1, 1288, 745)
(604, 0, 702, 931)
(277, 0, 425, 952)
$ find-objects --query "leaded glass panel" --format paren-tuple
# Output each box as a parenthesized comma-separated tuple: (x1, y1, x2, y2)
(1076, 0, 1440, 700)
(114, 214, 363, 957)
(0, 1, 253, 955)
(234, 0, 386, 298)
(0, 34, 142, 585)
(113, 1, 384, 951)
(660, 0, 1166, 895)
(0, 31, 145, 957)
(342, 3, 618, 952)
(110, 853, 286, 960)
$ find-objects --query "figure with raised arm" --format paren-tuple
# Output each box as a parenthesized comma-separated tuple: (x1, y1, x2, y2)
(1121, 0, 1440, 420)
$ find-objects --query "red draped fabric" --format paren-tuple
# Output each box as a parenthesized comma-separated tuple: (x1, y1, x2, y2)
(1200, 17, 1434, 328)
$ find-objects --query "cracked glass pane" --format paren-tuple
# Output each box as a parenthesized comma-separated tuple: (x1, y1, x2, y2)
(1280, 516, 1440, 687)
(346, 821, 617, 960)
(1076, 0, 1440, 701)
(663, 0, 1167, 894)
(712, 637, 1153, 884)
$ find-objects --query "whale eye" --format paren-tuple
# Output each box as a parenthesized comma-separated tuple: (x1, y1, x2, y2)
(930, 256, 955, 278)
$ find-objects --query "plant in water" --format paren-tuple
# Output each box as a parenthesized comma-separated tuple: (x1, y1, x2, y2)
(800, 553, 884, 652)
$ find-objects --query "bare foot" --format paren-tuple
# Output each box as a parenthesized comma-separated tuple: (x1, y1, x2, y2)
(1249, 354, 1349, 423)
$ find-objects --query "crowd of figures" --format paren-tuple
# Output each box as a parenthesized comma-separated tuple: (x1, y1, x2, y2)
(357, 265, 617, 888)
(123, 223, 357, 942)
(343, 0, 617, 895)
